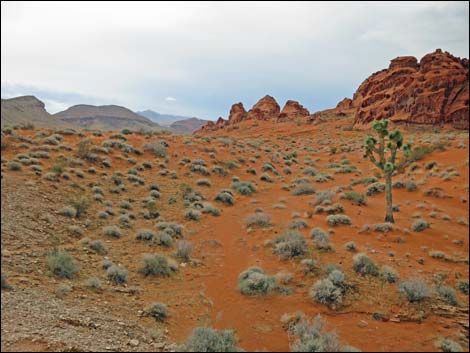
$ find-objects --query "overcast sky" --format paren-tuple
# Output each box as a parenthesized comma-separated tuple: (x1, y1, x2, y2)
(1, 1, 469, 119)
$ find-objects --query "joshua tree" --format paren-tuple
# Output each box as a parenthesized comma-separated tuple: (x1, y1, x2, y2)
(363, 120, 410, 223)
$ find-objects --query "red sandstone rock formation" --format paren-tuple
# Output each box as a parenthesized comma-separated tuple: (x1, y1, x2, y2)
(335, 98, 355, 111)
(228, 103, 247, 124)
(353, 49, 469, 129)
(246, 95, 280, 121)
(278, 100, 310, 120)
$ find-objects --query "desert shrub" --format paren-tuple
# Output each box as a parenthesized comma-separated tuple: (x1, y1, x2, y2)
(139, 254, 176, 277)
(411, 219, 430, 232)
(328, 270, 346, 288)
(272, 231, 307, 258)
(8, 161, 22, 171)
(399, 277, 430, 302)
(1, 274, 12, 289)
(67, 194, 91, 218)
(314, 173, 334, 183)
(457, 280, 469, 294)
(175, 240, 193, 261)
(231, 181, 257, 195)
(85, 276, 102, 290)
(429, 250, 446, 259)
(340, 192, 366, 206)
(373, 223, 393, 233)
(310, 279, 343, 308)
(60, 206, 77, 218)
(245, 212, 272, 228)
(211, 166, 228, 176)
(103, 225, 123, 238)
(145, 302, 168, 322)
(314, 203, 344, 215)
(344, 241, 357, 252)
(101, 259, 113, 270)
(366, 182, 385, 196)
(288, 315, 356, 352)
(196, 179, 211, 187)
(303, 167, 317, 176)
(215, 190, 234, 205)
(405, 181, 417, 191)
(184, 327, 240, 352)
(89, 240, 107, 254)
(47, 250, 79, 279)
(143, 141, 168, 158)
(352, 253, 378, 276)
(288, 219, 309, 230)
(351, 177, 377, 186)
(260, 173, 274, 183)
(156, 222, 183, 238)
(185, 208, 202, 221)
(437, 338, 463, 352)
(437, 286, 458, 306)
(380, 265, 398, 283)
(326, 214, 352, 226)
(311, 190, 335, 206)
(292, 183, 316, 196)
(238, 267, 276, 296)
(136, 229, 156, 241)
(106, 265, 128, 284)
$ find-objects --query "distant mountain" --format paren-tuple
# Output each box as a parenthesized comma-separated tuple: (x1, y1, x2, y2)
(54, 104, 162, 131)
(1, 95, 72, 128)
(137, 109, 195, 126)
(169, 117, 211, 134)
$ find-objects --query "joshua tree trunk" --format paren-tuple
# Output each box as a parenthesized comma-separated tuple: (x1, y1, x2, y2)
(384, 172, 394, 223)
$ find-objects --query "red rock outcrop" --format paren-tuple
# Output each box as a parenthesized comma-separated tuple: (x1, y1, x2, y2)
(228, 103, 247, 124)
(353, 49, 469, 129)
(246, 95, 280, 121)
(215, 117, 227, 128)
(335, 97, 355, 111)
(278, 100, 310, 120)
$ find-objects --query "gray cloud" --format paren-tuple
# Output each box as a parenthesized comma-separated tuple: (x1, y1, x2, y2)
(2, 1, 468, 119)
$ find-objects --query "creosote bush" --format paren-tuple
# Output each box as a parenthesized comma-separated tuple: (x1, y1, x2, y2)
(231, 181, 257, 195)
(411, 219, 430, 232)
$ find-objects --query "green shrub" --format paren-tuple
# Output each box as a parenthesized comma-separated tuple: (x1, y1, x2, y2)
(326, 214, 352, 226)
(380, 265, 398, 283)
(215, 190, 234, 205)
(399, 277, 429, 302)
(245, 213, 272, 228)
(175, 240, 193, 261)
(106, 265, 128, 284)
(292, 183, 316, 196)
(437, 286, 458, 306)
(437, 338, 463, 352)
(340, 192, 366, 206)
(145, 302, 168, 322)
(411, 219, 430, 232)
(139, 254, 176, 277)
(310, 279, 343, 308)
(231, 181, 257, 195)
(103, 225, 123, 238)
(366, 182, 385, 196)
(352, 253, 378, 276)
(47, 250, 79, 279)
(184, 327, 240, 352)
(238, 267, 276, 296)
(272, 231, 307, 258)
(457, 280, 469, 294)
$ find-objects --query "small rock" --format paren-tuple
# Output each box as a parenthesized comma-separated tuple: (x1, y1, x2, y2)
(129, 339, 139, 347)
(357, 320, 368, 328)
